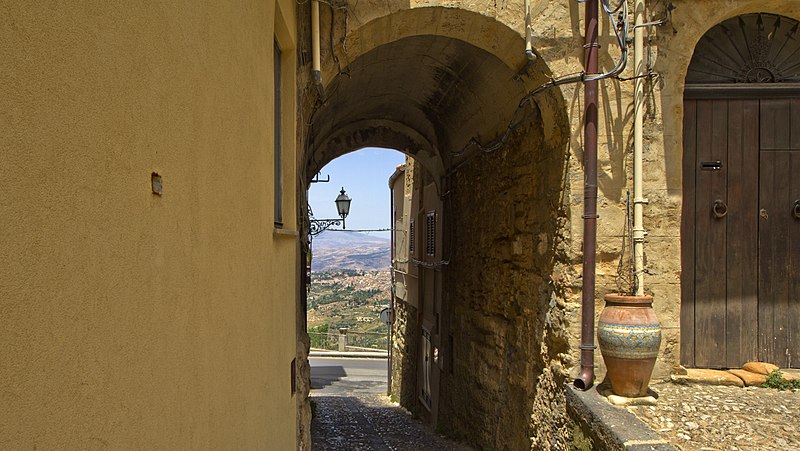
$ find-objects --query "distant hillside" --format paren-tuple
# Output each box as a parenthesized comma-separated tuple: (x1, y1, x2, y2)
(310, 231, 390, 272)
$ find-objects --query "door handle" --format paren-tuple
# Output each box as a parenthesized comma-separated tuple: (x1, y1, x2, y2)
(713, 199, 728, 218)
(794, 200, 800, 219)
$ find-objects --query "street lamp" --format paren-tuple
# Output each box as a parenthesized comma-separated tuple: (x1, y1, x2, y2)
(309, 187, 351, 237)
(334, 187, 351, 228)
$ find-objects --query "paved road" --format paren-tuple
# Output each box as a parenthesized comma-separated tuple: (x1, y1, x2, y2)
(310, 357, 472, 451)
(310, 357, 389, 396)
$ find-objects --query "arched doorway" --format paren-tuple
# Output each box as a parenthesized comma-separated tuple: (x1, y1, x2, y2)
(297, 6, 571, 448)
(681, 13, 800, 368)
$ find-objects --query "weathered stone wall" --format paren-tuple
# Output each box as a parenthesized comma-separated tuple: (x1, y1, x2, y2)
(390, 298, 420, 412)
(436, 104, 573, 449)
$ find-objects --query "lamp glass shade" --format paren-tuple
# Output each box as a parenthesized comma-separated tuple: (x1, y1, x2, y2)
(335, 188, 351, 218)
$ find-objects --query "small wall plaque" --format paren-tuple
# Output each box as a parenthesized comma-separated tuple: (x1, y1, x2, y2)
(151, 172, 162, 195)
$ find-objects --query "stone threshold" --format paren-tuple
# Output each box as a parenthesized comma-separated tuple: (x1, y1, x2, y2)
(566, 384, 676, 451)
(671, 363, 800, 388)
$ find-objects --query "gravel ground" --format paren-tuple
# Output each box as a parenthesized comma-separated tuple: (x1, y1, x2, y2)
(311, 393, 473, 451)
(628, 381, 800, 451)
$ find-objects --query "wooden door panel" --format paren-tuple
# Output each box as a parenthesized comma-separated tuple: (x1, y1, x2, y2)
(788, 100, 800, 366)
(758, 151, 793, 366)
(760, 99, 791, 150)
(758, 98, 800, 367)
(792, 99, 800, 151)
(788, 151, 800, 366)
(724, 99, 760, 367)
(694, 99, 729, 368)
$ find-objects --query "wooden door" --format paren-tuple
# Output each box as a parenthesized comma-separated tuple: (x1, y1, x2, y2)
(683, 97, 800, 368)
(758, 99, 800, 368)
(682, 98, 760, 368)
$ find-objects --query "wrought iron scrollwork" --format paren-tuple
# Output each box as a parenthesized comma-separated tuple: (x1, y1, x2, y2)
(307, 204, 344, 237)
(309, 218, 343, 236)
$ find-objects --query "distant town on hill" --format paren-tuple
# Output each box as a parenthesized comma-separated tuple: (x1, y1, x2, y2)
(307, 231, 392, 349)
(310, 231, 390, 272)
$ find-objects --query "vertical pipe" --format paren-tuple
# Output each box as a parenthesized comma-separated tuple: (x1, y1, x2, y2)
(388, 177, 395, 396)
(311, 0, 323, 93)
(523, 0, 535, 60)
(633, 0, 646, 295)
(575, 0, 599, 390)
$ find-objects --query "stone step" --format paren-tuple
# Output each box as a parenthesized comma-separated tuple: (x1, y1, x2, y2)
(671, 369, 744, 387)
(671, 363, 800, 387)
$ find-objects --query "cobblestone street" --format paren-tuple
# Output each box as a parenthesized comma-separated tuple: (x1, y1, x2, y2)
(310, 357, 472, 450)
(630, 380, 800, 451)
(311, 394, 472, 451)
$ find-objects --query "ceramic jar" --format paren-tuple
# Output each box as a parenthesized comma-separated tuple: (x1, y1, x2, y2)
(597, 294, 662, 397)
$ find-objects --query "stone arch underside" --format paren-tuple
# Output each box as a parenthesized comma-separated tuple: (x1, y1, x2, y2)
(303, 7, 567, 183)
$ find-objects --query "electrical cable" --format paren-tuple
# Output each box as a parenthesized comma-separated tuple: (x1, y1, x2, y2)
(456, 0, 674, 158)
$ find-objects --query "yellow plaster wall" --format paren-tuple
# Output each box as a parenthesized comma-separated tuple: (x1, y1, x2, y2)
(0, 1, 297, 448)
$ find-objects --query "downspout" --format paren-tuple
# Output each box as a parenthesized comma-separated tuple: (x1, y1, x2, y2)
(388, 173, 395, 396)
(633, 0, 646, 295)
(575, 0, 599, 390)
(311, 0, 324, 97)
(523, 0, 535, 61)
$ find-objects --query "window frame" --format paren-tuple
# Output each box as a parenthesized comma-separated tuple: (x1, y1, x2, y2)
(273, 38, 283, 228)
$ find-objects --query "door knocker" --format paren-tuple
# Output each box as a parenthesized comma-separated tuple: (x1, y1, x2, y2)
(713, 199, 728, 219)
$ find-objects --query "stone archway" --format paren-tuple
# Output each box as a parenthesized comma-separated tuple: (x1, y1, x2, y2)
(297, 6, 572, 450)
(302, 6, 569, 183)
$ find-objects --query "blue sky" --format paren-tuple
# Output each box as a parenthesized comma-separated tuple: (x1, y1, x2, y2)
(308, 148, 406, 239)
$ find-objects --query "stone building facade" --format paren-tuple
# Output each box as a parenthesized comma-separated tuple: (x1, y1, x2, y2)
(298, 0, 800, 449)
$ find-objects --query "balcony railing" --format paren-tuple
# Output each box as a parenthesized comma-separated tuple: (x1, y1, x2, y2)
(309, 329, 388, 353)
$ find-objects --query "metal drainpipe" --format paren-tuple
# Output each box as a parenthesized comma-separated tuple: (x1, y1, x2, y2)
(633, 0, 646, 295)
(311, 0, 324, 96)
(523, 0, 535, 61)
(388, 176, 395, 395)
(575, 0, 599, 390)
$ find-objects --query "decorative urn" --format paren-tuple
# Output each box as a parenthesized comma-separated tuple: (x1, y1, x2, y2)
(597, 294, 662, 397)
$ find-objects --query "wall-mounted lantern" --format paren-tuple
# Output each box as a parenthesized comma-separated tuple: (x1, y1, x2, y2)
(309, 187, 352, 237)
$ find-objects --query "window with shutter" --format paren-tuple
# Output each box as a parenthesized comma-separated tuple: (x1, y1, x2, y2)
(426, 211, 436, 257)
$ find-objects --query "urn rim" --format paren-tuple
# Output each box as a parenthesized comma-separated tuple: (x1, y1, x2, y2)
(603, 294, 654, 305)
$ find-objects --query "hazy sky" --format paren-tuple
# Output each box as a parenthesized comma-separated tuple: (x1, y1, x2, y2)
(308, 147, 406, 239)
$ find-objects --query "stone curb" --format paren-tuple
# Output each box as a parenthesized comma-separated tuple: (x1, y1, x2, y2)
(566, 384, 676, 451)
